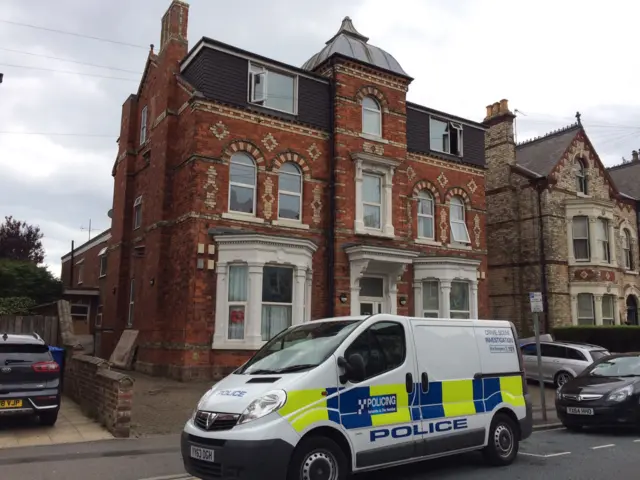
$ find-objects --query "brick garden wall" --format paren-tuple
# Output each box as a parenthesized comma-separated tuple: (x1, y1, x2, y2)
(63, 354, 134, 438)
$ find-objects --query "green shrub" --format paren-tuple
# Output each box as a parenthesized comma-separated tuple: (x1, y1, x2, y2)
(553, 326, 640, 353)
(0, 296, 36, 315)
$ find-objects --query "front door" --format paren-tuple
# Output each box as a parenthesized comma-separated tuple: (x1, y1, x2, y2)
(336, 319, 420, 469)
(359, 277, 385, 316)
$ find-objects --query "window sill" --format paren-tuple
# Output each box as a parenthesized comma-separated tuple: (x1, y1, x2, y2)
(99, 274, 106, 279)
(625, 270, 639, 276)
(212, 337, 266, 350)
(576, 192, 590, 198)
(355, 227, 395, 239)
(415, 238, 442, 246)
(222, 212, 265, 224)
(359, 133, 389, 144)
(448, 243, 472, 251)
(272, 219, 310, 230)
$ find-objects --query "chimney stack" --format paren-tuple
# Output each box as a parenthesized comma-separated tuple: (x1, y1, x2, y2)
(159, 0, 189, 54)
(632, 150, 639, 162)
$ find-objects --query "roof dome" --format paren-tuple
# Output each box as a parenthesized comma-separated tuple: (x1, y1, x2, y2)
(302, 17, 408, 77)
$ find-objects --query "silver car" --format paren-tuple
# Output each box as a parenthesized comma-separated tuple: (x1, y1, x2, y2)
(520, 340, 610, 388)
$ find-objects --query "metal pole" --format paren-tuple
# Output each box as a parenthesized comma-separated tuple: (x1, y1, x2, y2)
(533, 312, 547, 421)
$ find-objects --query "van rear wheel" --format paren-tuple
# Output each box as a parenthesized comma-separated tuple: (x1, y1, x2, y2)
(482, 413, 519, 466)
(288, 436, 348, 480)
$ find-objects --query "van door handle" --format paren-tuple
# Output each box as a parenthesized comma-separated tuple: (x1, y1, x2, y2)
(421, 372, 429, 393)
(405, 373, 413, 393)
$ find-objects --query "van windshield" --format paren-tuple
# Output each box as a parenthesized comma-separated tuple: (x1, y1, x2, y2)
(237, 320, 361, 375)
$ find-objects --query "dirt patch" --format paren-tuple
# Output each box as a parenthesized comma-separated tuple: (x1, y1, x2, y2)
(123, 370, 214, 437)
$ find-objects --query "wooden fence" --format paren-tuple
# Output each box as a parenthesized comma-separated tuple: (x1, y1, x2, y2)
(0, 315, 59, 345)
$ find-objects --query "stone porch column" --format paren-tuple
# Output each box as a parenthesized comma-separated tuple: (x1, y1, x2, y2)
(441, 280, 452, 318)
(247, 262, 264, 345)
(413, 280, 422, 317)
(293, 266, 307, 326)
(594, 294, 603, 326)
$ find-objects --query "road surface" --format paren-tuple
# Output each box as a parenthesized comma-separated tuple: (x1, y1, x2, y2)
(2, 427, 640, 479)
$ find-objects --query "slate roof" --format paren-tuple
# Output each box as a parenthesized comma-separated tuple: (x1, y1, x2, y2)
(515, 124, 581, 176)
(608, 161, 640, 199)
(302, 17, 409, 77)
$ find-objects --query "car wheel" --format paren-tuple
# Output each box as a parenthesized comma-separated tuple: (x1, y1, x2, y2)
(482, 413, 520, 467)
(287, 435, 349, 480)
(39, 410, 59, 426)
(555, 371, 573, 388)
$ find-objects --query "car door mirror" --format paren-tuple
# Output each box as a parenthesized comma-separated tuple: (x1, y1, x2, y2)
(337, 353, 366, 384)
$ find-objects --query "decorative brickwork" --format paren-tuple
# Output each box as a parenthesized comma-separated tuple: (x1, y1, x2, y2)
(222, 139, 265, 167)
(412, 179, 439, 199)
(271, 150, 311, 180)
(354, 85, 390, 113)
(444, 186, 471, 206)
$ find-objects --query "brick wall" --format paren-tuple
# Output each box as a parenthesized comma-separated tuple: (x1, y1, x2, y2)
(63, 354, 134, 437)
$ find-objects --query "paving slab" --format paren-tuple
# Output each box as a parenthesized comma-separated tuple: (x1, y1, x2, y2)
(0, 396, 113, 449)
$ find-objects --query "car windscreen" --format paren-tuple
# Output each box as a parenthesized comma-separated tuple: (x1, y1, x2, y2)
(237, 321, 361, 375)
(585, 355, 640, 377)
(0, 344, 52, 364)
(589, 350, 610, 361)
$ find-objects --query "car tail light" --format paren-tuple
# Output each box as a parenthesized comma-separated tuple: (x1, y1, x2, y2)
(32, 361, 60, 373)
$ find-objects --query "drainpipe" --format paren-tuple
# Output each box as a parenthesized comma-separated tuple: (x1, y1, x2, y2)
(69, 240, 75, 288)
(536, 180, 550, 334)
(327, 61, 337, 317)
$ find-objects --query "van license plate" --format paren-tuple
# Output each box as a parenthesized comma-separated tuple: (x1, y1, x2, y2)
(190, 446, 215, 463)
(566, 407, 594, 415)
(0, 400, 22, 408)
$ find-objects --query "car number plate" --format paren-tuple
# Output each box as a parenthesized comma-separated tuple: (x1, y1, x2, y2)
(0, 399, 22, 408)
(566, 407, 594, 415)
(190, 445, 215, 463)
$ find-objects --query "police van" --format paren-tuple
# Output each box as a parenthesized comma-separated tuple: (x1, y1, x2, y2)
(181, 314, 532, 479)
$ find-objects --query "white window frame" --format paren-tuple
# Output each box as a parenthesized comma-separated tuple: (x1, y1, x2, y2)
(362, 173, 383, 230)
(577, 293, 595, 325)
(576, 158, 587, 194)
(261, 265, 295, 341)
(429, 117, 463, 156)
(213, 234, 316, 350)
(248, 63, 298, 115)
(417, 190, 435, 240)
(602, 294, 615, 325)
(596, 218, 610, 263)
(572, 215, 590, 261)
(76, 259, 84, 285)
(353, 154, 397, 238)
(277, 162, 302, 222)
(449, 196, 470, 245)
(422, 279, 439, 317)
(98, 247, 107, 278)
(623, 229, 633, 270)
(127, 278, 135, 327)
(228, 152, 257, 216)
(133, 196, 143, 230)
(361, 96, 382, 137)
(95, 304, 103, 328)
(140, 106, 148, 145)
(70, 303, 90, 323)
(227, 264, 248, 341)
(450, 280, 471, 319)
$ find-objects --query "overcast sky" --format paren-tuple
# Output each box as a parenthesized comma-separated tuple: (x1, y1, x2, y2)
(1, 0, 639, 277)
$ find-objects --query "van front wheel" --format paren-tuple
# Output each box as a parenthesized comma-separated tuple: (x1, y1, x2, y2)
(288, 436, 349, 480)
(482, 413, 519, 466)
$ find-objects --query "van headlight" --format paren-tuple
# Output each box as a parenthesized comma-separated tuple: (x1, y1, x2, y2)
(608, 385, 634, 402)
(238, 390, 287, 425)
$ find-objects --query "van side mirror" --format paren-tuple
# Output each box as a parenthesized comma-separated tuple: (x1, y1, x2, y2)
(338, 354, 366, 384)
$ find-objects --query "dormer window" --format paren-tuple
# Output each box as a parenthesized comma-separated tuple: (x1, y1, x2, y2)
(576, 158, 587, 194)
(362, 96, 382, 137)
(430, 117, 463, 156)
(249, 63, 297, 115)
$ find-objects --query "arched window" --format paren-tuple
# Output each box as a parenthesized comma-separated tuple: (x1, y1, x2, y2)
(623, 229, 633, 270)
(576, 158, 587, 194)
(278, 162, 302, 221)
(362, 96, 382, 137)
(229, 152, 257, 214)
(417, 190, 435, 239)
(449, 195, 470, 244)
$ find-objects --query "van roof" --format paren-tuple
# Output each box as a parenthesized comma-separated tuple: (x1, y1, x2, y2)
(308, 314, 514, 328)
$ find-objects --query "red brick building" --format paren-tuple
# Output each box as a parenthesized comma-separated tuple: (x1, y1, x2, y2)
(61, 1, 490, 380)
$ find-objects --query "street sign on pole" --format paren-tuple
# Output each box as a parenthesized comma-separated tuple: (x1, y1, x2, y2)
(529, 291, 547, 421)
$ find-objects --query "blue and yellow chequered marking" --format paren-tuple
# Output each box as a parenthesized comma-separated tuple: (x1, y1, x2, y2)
(280, 376, 525, 432)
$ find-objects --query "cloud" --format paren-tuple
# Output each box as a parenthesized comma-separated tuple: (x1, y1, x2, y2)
(1, 0, 638, 278)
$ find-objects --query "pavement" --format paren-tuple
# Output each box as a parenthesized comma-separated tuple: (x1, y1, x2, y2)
(0, 398, 113, 449)
(1, 425, 640, 479)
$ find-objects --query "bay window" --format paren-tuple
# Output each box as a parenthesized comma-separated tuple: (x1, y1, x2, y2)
(623, 229, 633, 270)
(572, 216, 590, 261)
(450, 281, 470, 319)
(602, 295, 615, 325)
(228, 265, 248, 340)
(261, 266, 294, 341)
(577, 293, 595, 325)
(422, 280, 439, 317)
(596, 218, 610, 263)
